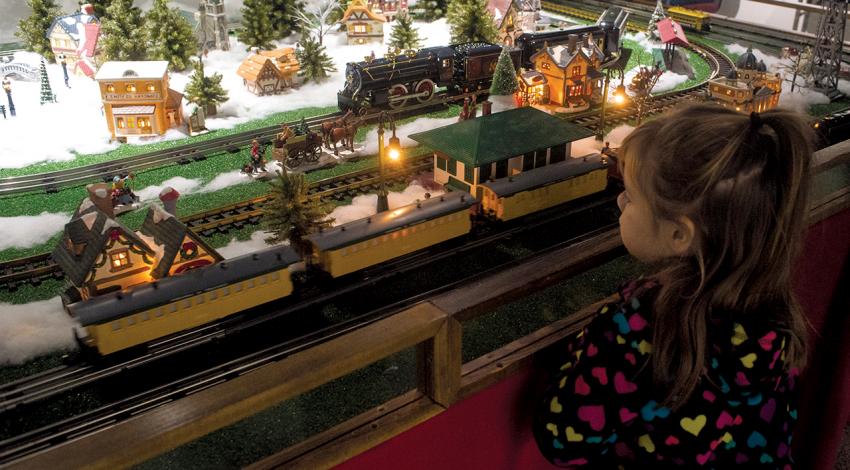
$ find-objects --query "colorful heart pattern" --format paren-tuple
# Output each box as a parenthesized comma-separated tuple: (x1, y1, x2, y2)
(534, 278, 799, 467)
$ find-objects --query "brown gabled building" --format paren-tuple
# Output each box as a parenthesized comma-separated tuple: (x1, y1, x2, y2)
(53, 186, 221, 301)
(343, 0, 387, 45)
(236, 48, 300, 95)
(530, 37, 602, 109)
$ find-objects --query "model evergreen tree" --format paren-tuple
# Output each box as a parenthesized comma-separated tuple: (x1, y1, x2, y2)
(296, 34, 337, 83)
(271, 0, 305, 39)
(263, 170, 334, 256)
(238, 0, 276, 50)
(327, 0, 349, 26)
(144, 0, 198, 71)
(80, 0, 107, 18)
(16, 0, 63, 62)
(648, 0, 666, 38)
(420, 0, 448, 21)
(447, 0, 498, 44)
(388, 11, 422, 51)
(185, 58, 228, 116)
(490, 46, 518, 95)
(39, 59, 56, 105)
(100, 0, 146, 61)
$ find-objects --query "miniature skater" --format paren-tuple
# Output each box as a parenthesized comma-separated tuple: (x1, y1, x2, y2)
(111, 174, 137, 206)
(534, 104, 812, 467)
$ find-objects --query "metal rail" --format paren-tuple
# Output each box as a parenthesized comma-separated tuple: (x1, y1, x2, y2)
(0, 155, 434, 291)
(0, 191, 620, 465)
(0, 90, 480, 197)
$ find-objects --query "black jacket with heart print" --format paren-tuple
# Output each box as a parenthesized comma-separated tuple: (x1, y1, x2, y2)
(533, 278, 800, 469)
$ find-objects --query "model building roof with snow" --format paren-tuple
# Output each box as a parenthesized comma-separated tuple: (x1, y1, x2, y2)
(45, 10, 99, 41)
(95, 61, 170, 81)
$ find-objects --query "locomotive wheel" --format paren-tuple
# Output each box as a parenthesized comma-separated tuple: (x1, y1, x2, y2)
(388, 84, 408, 109)
(415, 79, 436, 103)
(287, 149, 305, 168)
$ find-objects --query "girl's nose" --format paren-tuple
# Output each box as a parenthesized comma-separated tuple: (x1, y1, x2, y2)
(617, 192, 626, 212)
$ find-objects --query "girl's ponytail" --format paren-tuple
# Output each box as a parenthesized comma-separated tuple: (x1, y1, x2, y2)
(620, 103, 813, 409)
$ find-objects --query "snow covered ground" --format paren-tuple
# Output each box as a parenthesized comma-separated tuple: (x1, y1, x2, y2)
(0, 20, 451, 169)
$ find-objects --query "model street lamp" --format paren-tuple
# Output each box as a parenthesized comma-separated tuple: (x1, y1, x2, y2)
(597, 68, 626, 141)
(3, 78, 15, 117)
(376, 111, 402, 213)
(596, 48, 631, 141)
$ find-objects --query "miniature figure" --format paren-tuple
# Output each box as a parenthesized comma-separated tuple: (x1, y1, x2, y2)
(250, 139, 267, 173)
(3, 78, 16, 117)
(111, 173, 139, 208)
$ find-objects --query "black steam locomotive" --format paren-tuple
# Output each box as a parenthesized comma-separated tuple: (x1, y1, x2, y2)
(337, 7, 629, 112)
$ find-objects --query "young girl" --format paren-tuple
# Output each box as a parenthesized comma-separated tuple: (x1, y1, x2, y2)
(534, 104, 812, 468)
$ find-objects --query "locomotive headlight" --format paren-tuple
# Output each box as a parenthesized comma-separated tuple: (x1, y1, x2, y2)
(387, 135, 401, 160)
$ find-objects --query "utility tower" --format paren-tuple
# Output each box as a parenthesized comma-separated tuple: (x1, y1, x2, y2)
(195, 0, 230, 52)
(810, 0, 847, 99)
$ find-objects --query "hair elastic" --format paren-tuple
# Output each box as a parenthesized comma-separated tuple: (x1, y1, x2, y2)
(750, 111, 762, 130)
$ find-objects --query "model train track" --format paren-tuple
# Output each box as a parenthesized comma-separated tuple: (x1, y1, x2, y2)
(0, 89, 480, 197)
(0, 192, 620, 465)
(0, 155, 434, 291)
(0, 35, 732, 291)
(545, 0, 850, 60)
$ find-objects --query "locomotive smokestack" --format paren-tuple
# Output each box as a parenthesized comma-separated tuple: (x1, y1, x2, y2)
(567, 34, 578, 54)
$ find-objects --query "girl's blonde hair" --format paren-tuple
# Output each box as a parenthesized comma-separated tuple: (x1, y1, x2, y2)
(620, 103, 812, 409)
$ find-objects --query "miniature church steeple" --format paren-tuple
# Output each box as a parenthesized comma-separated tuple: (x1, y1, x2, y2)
(195, 0, 229, 52)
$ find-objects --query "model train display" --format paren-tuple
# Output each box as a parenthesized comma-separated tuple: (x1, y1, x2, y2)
(337, 7, 628, 112)
(64, 154, 614, 356)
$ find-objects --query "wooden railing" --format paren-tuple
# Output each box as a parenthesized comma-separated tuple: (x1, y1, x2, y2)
(8, 142, 850, 470)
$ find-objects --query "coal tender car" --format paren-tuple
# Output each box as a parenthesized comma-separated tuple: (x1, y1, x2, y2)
(338, 43, 521, 112)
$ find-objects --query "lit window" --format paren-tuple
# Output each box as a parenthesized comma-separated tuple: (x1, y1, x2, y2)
(109, 249, 131, 271)
(126, 84, 137, 92)
(354, 24, 367, 33)
(106, 84, 115, 92)
(117, 117, 125, 129)
(146, 83, 155, 92)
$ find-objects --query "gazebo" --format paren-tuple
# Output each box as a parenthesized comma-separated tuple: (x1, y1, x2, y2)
(656, 17, 690, 63)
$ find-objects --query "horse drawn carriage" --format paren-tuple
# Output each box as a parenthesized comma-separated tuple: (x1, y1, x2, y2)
(272, 122, 324, 168)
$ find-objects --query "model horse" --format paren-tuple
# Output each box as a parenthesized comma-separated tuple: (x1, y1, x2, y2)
(328, 120, 359, 156)
(321, 110, 353, 148)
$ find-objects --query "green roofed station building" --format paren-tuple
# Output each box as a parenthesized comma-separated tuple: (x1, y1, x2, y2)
(409, 107, 595, 198)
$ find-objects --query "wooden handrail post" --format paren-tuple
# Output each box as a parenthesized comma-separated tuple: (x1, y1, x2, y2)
(417, 306, 462, 407)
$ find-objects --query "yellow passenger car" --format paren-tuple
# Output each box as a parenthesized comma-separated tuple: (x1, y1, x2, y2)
(68, 246, 300, 355)
(668, 6, 711, 32)
(307, 192, 476, 278)
(478, 154, 609, 221)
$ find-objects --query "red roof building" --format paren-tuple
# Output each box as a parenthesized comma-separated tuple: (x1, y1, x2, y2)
(656, 17, 690, 47)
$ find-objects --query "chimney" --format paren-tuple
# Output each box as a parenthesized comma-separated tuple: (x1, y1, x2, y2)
(159, 186, 180, 216)
(81, 3, 95, 15)
(567, 34, 578, 54)
(87, 183, 114, 218)
(482, 100, 492, 116)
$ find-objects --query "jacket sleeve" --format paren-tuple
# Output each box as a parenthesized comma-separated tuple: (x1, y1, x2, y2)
(533, 298, 654, 467)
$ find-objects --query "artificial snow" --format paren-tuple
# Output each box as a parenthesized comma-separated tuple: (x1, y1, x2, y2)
(217, 230, 276, 260)
(0, 212, 70, 251)
(326, 181, 444, 226)
(0, 20, 451, 169)
(0, 297, 78, 365)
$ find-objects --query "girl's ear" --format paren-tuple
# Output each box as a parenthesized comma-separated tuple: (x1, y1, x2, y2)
(667, 216, 696, 257)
